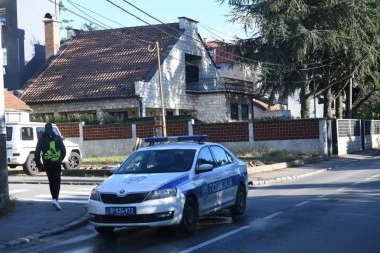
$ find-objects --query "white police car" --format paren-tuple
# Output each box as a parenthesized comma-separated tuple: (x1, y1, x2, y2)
(88, 135, 248, 234)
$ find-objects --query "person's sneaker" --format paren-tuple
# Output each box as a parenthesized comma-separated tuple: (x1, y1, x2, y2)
(52, 199, 62, 211)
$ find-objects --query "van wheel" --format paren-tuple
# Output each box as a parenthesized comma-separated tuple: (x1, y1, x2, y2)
(63, 152, 82, 170)
(23, 154, 39, 176)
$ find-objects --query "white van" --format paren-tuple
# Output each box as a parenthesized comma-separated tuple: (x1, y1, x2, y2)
(6, 122, 82, 175)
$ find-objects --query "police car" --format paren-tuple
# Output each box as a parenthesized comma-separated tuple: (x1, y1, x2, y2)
(88, 135, 248, 234)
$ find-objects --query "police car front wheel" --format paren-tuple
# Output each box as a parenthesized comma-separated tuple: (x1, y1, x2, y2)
(180, 197, 198, 233)
(230, 184, 246, 218)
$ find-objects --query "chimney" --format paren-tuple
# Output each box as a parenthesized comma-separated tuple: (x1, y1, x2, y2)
(43, 19, 60, 61)
(178, 17, 198, 37)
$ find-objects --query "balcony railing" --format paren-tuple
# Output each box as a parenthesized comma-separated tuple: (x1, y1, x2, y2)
(186, 77, 256, 95)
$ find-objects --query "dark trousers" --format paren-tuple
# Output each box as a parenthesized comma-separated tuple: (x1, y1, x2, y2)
(45, 164, 62, 200)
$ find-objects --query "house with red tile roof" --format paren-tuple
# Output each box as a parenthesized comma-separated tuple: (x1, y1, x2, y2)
(4, 89, 32, 122)
(20, 17, 255, 123)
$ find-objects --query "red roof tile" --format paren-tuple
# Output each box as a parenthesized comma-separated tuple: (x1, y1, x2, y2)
(4, 89, 32, 111)
(22, 23, 180, 103)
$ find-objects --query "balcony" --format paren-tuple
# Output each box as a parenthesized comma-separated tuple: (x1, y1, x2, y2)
(186, 77, 256, 95)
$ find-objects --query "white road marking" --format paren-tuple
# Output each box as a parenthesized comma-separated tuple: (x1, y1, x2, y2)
(34, 194, 88, 199)
(265, 212, 283, 219)
(295, 201, 310, 207)
(317, 193, 329, 198)
(352, 174, 380, 186)
(17, 198, 88, 204)
(9, 189, 30, 194)
(364, 174, 380, 181)
(179, 226, 250, 253)
(60, 190, 91, 195)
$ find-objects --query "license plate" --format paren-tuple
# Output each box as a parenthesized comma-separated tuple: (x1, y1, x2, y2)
(105, 207, 136, 216)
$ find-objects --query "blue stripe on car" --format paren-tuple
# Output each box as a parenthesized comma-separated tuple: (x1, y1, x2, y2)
(157, 174, 190, 190)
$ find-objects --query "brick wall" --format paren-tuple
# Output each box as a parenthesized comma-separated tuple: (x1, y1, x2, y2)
(136, 123, 156, 138)
(83, 124, 132, 140)
(167, 121, 189, 136)
(193, 123, 249, 142)
(253, 119, 320, 141)
(57, 123, 80, 137)
(58, 119, 321, 142)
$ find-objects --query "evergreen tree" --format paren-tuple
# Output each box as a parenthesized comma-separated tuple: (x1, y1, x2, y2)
(219, 0, 380, 118)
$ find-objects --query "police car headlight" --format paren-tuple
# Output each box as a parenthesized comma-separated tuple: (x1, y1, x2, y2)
(90, 188, 101, 201)
(146, 188, 177, 200)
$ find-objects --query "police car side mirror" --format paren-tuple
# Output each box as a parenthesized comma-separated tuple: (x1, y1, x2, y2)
(196, 164, 213, 173)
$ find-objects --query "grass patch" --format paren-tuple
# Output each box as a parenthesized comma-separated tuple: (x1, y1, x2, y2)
(83, 155, 127, 164)
(0, 197, 17, 219)
(238, 150, 314, 166)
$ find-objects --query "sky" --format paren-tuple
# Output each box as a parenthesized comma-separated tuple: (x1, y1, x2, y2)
(56, 0, 250, 41)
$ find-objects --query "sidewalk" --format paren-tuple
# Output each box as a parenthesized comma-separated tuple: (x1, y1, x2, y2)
(1, 149, 380, 249)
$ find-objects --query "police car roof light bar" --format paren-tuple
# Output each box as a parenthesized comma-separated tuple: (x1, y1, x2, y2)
(145, 135, 208, 145)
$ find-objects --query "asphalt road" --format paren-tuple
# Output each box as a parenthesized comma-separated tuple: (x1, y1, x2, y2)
(5, 157, 380, 253)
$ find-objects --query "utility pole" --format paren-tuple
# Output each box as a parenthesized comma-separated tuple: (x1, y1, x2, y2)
(156, 41, 166, 137)
(0, 21, 9, 208)
(348, 74, 353, 119)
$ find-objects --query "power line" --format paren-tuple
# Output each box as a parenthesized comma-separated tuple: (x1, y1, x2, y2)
(198, 22, 239, 41)
(67, 0, 125, 28)
(57, 0, 343, 82)
(118, 0, 340, 72)
(51, 0, 155, 46)
(67, 0, 112, 29)
(47, 0, 108, 29)
(115, 0, 280, 68)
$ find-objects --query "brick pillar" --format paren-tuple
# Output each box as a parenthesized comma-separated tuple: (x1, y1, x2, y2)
(43, 20, 60, 61)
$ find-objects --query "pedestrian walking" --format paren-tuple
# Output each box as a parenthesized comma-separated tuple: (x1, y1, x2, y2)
(35, 123, 66, 211)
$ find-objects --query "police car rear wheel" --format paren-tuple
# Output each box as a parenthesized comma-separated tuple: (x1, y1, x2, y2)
(180, 197, 198, 233)
(95, 226, 114, 234)
(230, 184, 246, 218)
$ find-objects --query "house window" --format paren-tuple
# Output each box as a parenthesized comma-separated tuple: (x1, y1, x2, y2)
(60, 111, 97, 124)
(185, 54, 201, 83)
(30, 113, 54, 122)
(106, 111, 128, 123)
(230, 103, 239, 120)
(241, 104, 249, 121)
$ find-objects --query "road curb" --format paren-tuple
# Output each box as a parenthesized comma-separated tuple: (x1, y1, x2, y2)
(247, 156, 326, 174)
(249, 168, 329, 186)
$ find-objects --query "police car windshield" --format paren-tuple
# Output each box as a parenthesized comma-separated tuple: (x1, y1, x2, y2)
(115, 149, 196, 174)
